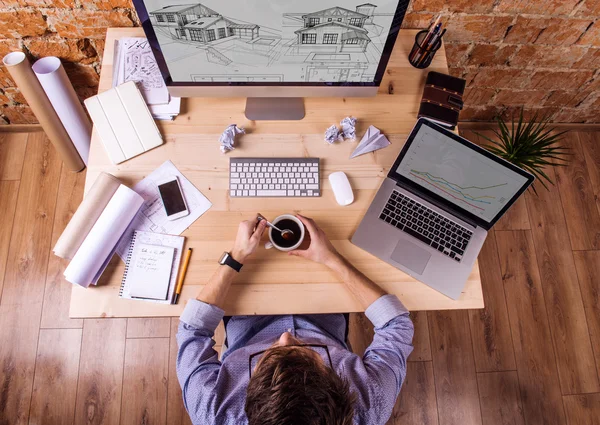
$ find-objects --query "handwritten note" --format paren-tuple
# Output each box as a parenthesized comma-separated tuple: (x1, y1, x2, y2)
(127, 243, 175, 300)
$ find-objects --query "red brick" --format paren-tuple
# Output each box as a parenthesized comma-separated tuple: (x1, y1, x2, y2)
(500, 106, 559, 122)
(46, 9, 134, 39)
(411, 0, 495, 13)
(494, 89, 548, 107)
(73, 85, 99, 102)
(0, 39, 22, 58)
(0, 65, 15, 87)
(510, 45, 587, 68)
(0, 0, 75, 6)
(573, 48, 600, 69)
(91, 39, 106, 63)
(553, 106, 600, 123)
(3, 87, 26, 104)
(575, 0, 600, 16)
(401, 12, 435, 30)
(472, 68, 530, 89)
(465, 44, 517, 67)
(0, 90, 9, 105)
(505, 16, 592, 46)
(445, 43, 471, 67)
(527, 70, 594, 91)
(2, 104, 38, 124)
(459, 105, 502, 121)
(578, 22, 600, 46)
(464, 87, 496, 105)
(24, 38, 97, 64)
(496, 0, 579, 15)
(0, 10, 47, 38)
(586, 92, 600, 108)
(0, 115, 8, 125)
(445, 15, 514, 43)
(544, 90, 591, 108)
(83, 0, 134, 10)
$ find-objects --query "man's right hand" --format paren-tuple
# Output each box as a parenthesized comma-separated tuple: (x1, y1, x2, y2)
(289, 215, 341, 267)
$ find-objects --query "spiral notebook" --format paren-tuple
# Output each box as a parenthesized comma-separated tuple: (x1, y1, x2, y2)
(119, 230, 184, 304)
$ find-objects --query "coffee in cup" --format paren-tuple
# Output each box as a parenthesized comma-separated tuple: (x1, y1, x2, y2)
(265, 214, 305, 251)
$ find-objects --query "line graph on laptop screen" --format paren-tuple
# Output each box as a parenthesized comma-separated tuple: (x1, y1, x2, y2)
(396, 125, 529, 222)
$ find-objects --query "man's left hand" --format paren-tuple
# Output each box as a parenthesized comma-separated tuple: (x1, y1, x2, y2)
(231, 216, 268, 263)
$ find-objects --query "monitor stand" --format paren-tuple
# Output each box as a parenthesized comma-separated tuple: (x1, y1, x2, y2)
(245, 98, 305, 121)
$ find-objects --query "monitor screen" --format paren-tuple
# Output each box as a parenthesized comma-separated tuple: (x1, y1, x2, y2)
(135, 0, 407, 85)
(395, 125, 531, 223)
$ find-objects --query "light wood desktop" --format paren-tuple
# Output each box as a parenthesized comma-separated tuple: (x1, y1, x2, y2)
(69, 27, 484, 318)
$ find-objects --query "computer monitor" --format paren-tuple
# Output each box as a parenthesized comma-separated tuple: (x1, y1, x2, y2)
(132, 0, 410, 119)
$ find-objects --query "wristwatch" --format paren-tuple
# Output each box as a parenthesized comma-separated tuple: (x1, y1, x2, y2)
(218, 252, 243, 272)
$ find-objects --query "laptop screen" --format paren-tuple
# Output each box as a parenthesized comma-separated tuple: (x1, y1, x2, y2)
(395, 123, 531, 224)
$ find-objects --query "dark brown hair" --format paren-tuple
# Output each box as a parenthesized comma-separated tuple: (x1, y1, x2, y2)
(245, 346, 355, 425)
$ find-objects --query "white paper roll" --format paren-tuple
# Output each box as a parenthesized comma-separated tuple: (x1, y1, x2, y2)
(64, 185, 144, 287)
(32, 57, 92, 165)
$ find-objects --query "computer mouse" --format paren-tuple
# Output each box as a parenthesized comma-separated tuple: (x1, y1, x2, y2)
(329, 172, 354, 206)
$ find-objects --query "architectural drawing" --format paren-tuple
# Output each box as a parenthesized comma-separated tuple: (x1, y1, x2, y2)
(144, 0, 399, 83)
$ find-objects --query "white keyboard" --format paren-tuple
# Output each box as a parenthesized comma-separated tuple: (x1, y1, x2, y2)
(229, 158, 321, 197)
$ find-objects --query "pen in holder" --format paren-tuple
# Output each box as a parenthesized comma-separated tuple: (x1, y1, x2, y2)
(409, 29, 443, 69)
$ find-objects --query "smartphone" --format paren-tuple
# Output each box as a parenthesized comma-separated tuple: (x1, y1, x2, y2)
(157, 176, 189, 220)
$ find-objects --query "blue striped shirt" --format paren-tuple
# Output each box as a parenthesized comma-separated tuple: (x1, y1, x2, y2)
(177, 294, 414, 425)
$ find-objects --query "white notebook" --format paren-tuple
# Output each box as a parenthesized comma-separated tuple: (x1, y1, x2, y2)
(120, 230, 184, 304)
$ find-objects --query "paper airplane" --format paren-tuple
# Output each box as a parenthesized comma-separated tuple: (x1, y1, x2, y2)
(350, 125, 391, 158)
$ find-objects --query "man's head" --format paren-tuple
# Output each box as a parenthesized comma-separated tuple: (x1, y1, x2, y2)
(245, 332, 356, 425)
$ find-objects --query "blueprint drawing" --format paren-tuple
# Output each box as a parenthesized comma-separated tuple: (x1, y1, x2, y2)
(142, 0, 400, 83)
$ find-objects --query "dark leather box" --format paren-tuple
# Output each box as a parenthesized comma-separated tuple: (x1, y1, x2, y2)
(418, 71, 466, 129)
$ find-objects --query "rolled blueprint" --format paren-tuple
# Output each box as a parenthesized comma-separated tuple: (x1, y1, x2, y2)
(53, 172, 122, 260)
(2, 52, 84, 172)
(64, 185, 144, 288)
(33, 57, 92, 165)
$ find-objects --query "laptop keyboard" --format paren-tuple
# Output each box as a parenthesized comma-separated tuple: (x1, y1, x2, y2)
(379, 191, 473, 262)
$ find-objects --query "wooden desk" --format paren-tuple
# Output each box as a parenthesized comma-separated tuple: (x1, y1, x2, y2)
(70, 27, 483, 318)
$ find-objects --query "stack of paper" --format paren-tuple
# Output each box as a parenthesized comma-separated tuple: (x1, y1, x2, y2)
(113, 37, 180, 121)
(350, 125, 391, 158)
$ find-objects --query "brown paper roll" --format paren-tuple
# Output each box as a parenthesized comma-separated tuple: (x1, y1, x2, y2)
(53, 172, 122, 259)
(3, 52, 85, 172)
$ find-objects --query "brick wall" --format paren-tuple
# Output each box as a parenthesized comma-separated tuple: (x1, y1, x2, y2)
(1, 0, 600, 124)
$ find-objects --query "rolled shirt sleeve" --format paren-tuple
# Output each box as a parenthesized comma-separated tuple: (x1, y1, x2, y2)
(177, 299, 226, 424)
(359, 294, 414, 424)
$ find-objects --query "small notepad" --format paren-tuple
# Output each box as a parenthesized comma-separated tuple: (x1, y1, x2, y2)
(120, 230, 184, 303)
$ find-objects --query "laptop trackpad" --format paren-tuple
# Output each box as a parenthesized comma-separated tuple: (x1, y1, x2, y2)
(390, 240, 431, 275)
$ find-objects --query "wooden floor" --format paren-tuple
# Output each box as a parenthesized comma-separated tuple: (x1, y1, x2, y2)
(0, 128, 599, 425)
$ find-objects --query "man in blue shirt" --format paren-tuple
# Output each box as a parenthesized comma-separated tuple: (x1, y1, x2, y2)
(177, 215, 414, 425)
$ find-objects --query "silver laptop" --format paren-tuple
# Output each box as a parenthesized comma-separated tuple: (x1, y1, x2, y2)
(352, 119, 534, 299)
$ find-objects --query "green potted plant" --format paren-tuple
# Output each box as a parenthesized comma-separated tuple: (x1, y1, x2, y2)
(477, 108, 570, 194)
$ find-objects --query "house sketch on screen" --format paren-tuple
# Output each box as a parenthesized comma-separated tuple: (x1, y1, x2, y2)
(147, 1, 395, 83)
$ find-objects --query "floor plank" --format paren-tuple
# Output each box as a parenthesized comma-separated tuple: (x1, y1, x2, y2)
(120, 338, 169, 425)
(127, 318, 172, 338)
(40, 166, 85, 329)
(167, 318, 190, 425)
(477, 371, 525, 425)
(573, 251, 600, 383)
(468, 231, 516, 372)
(1, 132, 62, 307)
(390, 361, 438, 425)
(74, 319, 126, 425)
(429, 310, 482, 425)
(555, 133, 600, 250)
(0, 181, 19, 304)
(409, 311, 431, 362)
(563, 393, 600, 425)
(0, 132, 27, 180)
(28, 329, 82, 425)
(0, 133, 62, 425)
(525, 166, 600, 394)
(578, 132, 600, 217)
(495, 230, 566, 425)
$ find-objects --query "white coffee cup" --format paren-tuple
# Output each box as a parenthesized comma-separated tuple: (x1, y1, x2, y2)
(265, 214, 305, 252)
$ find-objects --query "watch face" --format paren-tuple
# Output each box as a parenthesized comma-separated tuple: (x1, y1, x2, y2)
(219, 252, 229, 265)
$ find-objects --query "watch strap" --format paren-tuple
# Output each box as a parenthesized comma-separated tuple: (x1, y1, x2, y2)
(223, 253, 243, 272)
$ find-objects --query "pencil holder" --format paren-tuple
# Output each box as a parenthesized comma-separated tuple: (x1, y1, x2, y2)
(409, 30, 442, 69)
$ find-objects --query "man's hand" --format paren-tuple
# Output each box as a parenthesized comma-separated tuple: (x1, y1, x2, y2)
(289, 215, 341, 267)
(231, 216, 267, 263)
